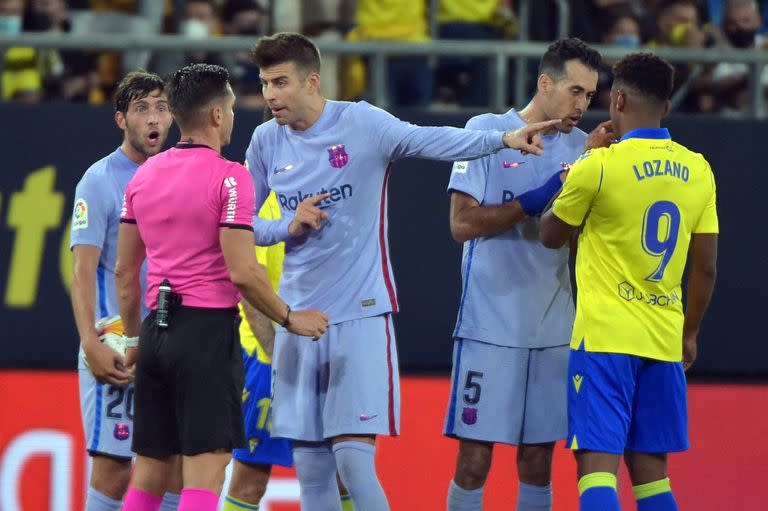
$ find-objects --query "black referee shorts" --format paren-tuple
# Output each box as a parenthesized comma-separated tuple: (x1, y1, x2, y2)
(132, 307, 245, 457)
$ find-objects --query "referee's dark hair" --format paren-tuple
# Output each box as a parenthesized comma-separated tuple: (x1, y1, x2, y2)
(539, 38, 602, 81)
(114, 70, 165, 114)
(251, 32, 321, 75)
(166, 64, 231, 129)
(613, 52, 675, 104)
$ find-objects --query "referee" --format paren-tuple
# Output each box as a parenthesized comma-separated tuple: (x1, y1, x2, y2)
(115, 64, 328, 511)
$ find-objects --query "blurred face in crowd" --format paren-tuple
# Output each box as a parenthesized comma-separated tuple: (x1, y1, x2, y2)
(228, 8, 262, 35)
(657, 3, 699, 42)
(723, 2, 762, 48)
(116, 90, 173, 158)
(0, 0, 23, 35)
(607, 16, 642, 48)
(540, 60, 598, 133)
(183, 1, 217, 37)
(260, 61, 320, 129)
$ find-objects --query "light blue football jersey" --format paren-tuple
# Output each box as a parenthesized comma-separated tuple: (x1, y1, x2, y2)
(246, 100, 508, 324)
(70, 147, 148, 319)
(449, 109, 585, 348)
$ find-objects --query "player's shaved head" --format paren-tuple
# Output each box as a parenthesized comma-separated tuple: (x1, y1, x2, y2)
(252, 32, 321, 76)
(612, 52, 675, 105)
(167, 63, 232, 130)
(114, 70, 165, 114)
(539, 38, 601, 82)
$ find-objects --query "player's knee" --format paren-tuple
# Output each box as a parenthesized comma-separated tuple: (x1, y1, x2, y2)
(90, 455, 132, 499)
(517, 445, 554, 485)
(454, 444, 492, 488)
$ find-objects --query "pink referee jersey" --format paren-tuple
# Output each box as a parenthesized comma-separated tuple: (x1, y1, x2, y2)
(121, 143, 255, 309)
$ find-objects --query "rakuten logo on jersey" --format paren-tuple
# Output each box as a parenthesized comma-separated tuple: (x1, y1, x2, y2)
(278, 184, 354, 211)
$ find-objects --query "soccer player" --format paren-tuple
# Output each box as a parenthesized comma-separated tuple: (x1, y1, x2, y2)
(244, 32, 560, 511)
(442, 38, 602, 511)
(69, 70, 182, 511)
(115, 64, 327, 511)
(539, 53, 718, 511)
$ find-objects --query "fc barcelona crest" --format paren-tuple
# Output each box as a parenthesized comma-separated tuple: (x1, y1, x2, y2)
(327, 144, 349, 168)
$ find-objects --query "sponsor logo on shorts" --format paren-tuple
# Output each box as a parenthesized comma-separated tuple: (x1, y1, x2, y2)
(328, 145, 349, 168)
(452, 161, 469, 174)
(73, 198, 88, 230)
(113, 423, 130, 441)
(249, 438, 260, 453)
(461, 407, 477, 425)
(572, 374, 583, 393)
(359, 413, 378, 422)
(361, 299, 376, 307)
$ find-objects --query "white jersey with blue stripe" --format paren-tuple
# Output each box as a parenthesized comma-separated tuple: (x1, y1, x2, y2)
(449, 110, 585, 348)
(70, 147, 148, 320)
(246, 100, 508, 324)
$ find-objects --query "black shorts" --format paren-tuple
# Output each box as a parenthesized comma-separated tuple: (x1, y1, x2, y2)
(132, 306, 245, 457)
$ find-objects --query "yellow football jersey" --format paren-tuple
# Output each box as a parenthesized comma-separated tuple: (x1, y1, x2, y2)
(238, 191, 285, 363)
(553, 128, 718, 361)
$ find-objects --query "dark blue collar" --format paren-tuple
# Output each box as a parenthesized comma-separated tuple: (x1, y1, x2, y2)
(620, 128, 670, 141)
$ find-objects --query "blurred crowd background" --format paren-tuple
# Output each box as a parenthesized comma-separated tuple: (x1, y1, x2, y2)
(1, 0, 767, 115)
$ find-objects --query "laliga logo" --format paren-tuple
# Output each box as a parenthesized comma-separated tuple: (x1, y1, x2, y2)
(327, 145, 349, 169)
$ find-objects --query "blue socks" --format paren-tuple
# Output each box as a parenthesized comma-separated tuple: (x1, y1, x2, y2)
(578, 472, 620, 511)
(634, 478, 679, 511)
(333, 441, 390, 511)
(293, 444, 342, 511)
(446, 480, 483, 511)
(516, 482, 552, 511)
(85, 487, 122, 511)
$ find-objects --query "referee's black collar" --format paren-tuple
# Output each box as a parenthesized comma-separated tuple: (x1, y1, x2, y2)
(175, 142, 214, 150)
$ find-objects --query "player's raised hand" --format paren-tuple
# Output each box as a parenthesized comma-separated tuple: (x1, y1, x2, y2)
(585, 120, 615, 151)
(83, 338, 132, 386)
(286, 309, 329, 339)
(682, 330, 698, 371)
(288, 192, 331, 237)
(502, 119, 562, 155)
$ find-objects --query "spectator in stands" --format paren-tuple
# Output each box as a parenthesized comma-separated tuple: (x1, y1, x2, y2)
(435, 0, 516, 107)
(696, 0, 767, 114)
(344, 0, 432, 107)
(23, 0, 101, 102)
(595, 6, 644, 108)
(1, 0, 42, 102)
(149, 0, 225, 78)
(222, 0, 266, 109)
(648, 0, 715, 111)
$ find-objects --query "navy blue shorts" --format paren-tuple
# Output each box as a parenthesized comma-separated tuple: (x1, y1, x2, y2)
(232, 348, 293, 467)
(567, 344, 689, 454)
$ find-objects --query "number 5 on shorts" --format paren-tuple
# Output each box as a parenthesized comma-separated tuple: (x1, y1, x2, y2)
(463, 371, 483, 405)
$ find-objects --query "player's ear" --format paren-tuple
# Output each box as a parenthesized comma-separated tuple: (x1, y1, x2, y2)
(115, 110, 126, 131)
(307, 71, 320, 94)
(211, 104, 222, 127)
(661, 99, 671, 118)
(537, 74, 551, 95)
(615, 89, 625, 112)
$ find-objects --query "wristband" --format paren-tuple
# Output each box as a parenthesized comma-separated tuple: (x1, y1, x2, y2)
(517, 171, 564, 216)
(124, 336, 139, 348)
(281, 305, 292, 327)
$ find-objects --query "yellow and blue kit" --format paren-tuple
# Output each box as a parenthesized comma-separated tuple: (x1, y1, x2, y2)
(233, 192, 292, 467)
(552, 128, 718, 453)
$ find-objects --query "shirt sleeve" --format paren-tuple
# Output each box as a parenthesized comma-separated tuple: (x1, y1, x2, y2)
(219, 163, 256, 230)
(70, 174, 111, 249)
(245, 131, 292, 244)
(552, 149, 603, 227)
(693, 163, 719, 234)
(359, 102, 507, 162)
(446, 117, 491, 204)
